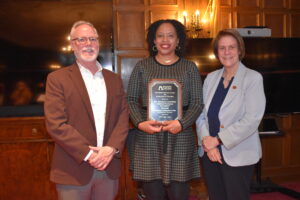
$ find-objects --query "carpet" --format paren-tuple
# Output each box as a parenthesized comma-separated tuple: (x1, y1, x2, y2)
(188, 182, 300, 200)
(251, 182, 300, 200)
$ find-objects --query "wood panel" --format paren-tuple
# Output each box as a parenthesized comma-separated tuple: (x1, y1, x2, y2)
(0, 118, 47, 140)
(0, 117, 56, 200)
(116, 11, 146, 50)
(0, 142, 55, 200)
(261, 135, 284, 167)
(290, 115, 300, 165)
(263, 0, 286, 8)
(291, 14, 300, 37)
(150, 10, 178, 23)
(150, 0, 177, 5)
(260, 115, 300, 181)
(115, 0, 144, 5)
(264, 13, 286, 37)
(123, 151, 139, 200)
(236, 12, 260, 28)
(291, 0, 300, 8)
(219, 11, 232, 29)
(118, 55, 146, 90)
(217, 0, 300, 37)
(235, 0, 259, 7)
(220, 0, 231, 6)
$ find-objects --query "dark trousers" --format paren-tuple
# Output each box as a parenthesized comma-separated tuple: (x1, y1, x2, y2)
(142, 180, 189, 200)
(202, 153, 255, 200)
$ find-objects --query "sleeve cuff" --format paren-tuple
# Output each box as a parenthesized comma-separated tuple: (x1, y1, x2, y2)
(178, 119, 184, 130)
(84, 150, 94, 161)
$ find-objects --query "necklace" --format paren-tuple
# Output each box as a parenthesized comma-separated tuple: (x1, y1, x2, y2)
(163, 59, 173, 63)
(156, 55, 179, 65)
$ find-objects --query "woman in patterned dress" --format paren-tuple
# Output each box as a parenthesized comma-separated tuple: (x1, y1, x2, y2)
(127, 19, 203, 200)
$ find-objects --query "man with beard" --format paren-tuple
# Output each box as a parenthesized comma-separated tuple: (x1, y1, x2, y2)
(44, 21, 128, 200)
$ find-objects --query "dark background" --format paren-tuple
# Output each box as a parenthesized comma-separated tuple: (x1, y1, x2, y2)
(0, 1, 113, 110)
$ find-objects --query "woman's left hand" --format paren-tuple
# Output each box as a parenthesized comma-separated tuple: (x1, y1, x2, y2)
(202, 136, 219, 151)
(162, 120, 182, 134)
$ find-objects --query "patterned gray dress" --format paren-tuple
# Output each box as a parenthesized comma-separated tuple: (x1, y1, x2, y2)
(127, 57, 203, 185)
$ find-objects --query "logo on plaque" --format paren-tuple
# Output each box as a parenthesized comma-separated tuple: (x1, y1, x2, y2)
(148, 79, 182, 121)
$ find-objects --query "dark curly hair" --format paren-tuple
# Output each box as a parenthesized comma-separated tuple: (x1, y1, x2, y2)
(147, 19, 186, 57)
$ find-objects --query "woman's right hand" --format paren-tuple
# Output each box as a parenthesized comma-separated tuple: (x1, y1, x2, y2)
(138, 120, 163, 134)
(207, 148, 223, 164)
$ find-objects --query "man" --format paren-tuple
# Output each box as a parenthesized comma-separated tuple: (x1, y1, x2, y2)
(44, 21, 128, 200)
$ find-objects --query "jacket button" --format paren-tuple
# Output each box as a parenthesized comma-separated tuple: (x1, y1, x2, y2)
(220, 125, 224, 128)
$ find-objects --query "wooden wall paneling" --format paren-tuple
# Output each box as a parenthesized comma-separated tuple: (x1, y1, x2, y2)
(263, 0, 286, 8)
(214, 0, 300, 38)
(218, 10, 232, 29)
(0, 142, 55, 200)
(236, 12, 260, 28)
(150, 0, 178, 5)
(264, 12, 286, 37)
(260, 114, 300, 181)
(117, 55, 147, 90)
(235, 0, 259, 8)
(115, 150, 128, 200)
(123, 151, 138, 200)
(115, 0, 144, 6)
(291, 0, 300, 9)
(0, 124, 46, 141)
(261, 136, 284, 168)
(116, 11, 146, 50)
(220, 0, 232, 6)
(290, 115, 300, 165)
(290, 14, 300, 37)
(276, 115, 292, 167)
(290, 132, 300, 163)
(150, 10, 178, 23)
(0, 117, 56, 200)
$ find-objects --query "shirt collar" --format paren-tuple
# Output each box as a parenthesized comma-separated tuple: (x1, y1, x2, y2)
(77, 61, 103, 73)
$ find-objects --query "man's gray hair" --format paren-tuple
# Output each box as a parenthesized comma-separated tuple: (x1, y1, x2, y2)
(70, 20, 98, 38)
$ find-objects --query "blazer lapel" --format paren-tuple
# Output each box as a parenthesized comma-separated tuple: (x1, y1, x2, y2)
(220, 62, 247, 110)
(68, 64, 96, 130)
(102, 69, 113, 141)
(205, 69, 224, 111)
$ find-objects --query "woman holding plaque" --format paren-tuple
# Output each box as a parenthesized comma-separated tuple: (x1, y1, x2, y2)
(127, 19, 203, 200)
(196, 29, 266, 200)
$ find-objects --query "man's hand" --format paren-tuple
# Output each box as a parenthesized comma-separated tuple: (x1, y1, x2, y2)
(162, 120, 182, 134)
(207, 148, 223, 164)
(138, 120, 163, 134)
(88, 146, 116, 170)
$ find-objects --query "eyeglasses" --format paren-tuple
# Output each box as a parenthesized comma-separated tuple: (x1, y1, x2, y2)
(71, 37, 98, 44)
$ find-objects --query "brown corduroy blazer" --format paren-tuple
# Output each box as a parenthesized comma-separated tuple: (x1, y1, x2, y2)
(44, 63, 128, 186)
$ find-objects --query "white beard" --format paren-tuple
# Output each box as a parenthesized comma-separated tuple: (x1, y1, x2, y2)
(76, 47, 99, 62)
(79, 53, 98, 62)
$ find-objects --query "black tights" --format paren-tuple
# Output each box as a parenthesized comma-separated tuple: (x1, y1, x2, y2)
(142, 180, 189, 200)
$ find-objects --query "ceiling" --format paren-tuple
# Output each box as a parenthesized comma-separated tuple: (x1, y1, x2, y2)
(0, 1, 113, 51)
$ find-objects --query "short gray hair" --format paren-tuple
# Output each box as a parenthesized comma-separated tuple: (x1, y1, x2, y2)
(70, 20, 98, 38)
(213, 29, 245, 60)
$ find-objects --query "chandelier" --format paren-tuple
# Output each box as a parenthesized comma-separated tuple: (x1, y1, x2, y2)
(181, 0, 216, 38)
